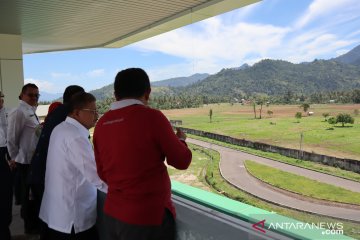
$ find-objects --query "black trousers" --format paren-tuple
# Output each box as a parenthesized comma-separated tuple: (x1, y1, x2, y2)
(0, 147, 12, 240)
(42, 225, 99, 240)
(13, 166, 22, 205)
(96, 190, 111, 240)
(104, 209, 176, 240)
(17, 163, 41, 234)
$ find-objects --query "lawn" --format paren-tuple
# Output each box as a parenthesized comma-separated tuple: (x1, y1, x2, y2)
(162, 103, 360, 160)
(168, 143, 211, 191)
(244, 160, 360, 205)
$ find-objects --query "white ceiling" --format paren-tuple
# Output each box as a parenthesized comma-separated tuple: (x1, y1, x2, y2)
(0, 0, 259, 54)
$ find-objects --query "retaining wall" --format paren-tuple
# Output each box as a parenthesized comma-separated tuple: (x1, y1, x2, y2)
(178, 127, 360, 174)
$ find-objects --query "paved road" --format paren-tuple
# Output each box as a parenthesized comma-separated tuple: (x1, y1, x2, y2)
(188, 138, 360, 222)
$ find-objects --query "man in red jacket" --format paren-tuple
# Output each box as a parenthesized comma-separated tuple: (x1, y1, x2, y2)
(93, 68, 192, 240)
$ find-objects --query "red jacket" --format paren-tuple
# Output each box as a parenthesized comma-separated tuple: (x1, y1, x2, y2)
(94, 104, 192, 225)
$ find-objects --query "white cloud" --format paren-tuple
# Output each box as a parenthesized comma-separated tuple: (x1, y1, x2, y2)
(295, 0, 360, 29)
(51, 72, 72, 78)
(224, 1, 261, 23)
(87, 69, 105, 77)
(147, 63, 194, 82)
(134, 19, 290, 73)
(146, 61, 219, 82)
(335, 49, 349, 56)
(277, 31, 354, 63)
(130, 0, 360, 73)
(24, 78, 57, 93)
(347, 29, 360, 38)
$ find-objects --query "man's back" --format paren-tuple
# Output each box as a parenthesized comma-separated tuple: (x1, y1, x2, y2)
(40, 118, 98, 234)
(0, 107, 8, 148)
(29, 104, 68, 185)
(94, 104, 191, 226)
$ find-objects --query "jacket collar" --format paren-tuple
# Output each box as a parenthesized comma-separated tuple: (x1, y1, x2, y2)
(110, 99, 144, 110)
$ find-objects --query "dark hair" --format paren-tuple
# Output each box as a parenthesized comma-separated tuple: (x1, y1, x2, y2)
(68, 92, 96, 113)
(19, 83, 38, 100)
(63, 85, 85, 104)
(21, 83, 38, 94)
(114, 68, 150, 99)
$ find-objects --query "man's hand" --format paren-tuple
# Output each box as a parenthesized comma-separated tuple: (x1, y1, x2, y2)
(8, 160, 17, 170)
(176, 128, 187, 141)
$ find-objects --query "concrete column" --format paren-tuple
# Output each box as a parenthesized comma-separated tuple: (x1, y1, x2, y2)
(0, 34, 24, 108)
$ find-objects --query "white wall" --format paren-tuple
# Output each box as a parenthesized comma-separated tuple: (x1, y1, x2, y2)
(0, 34, 24, 108)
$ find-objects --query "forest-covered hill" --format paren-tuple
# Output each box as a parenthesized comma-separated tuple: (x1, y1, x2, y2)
(92, 44, 360, 102)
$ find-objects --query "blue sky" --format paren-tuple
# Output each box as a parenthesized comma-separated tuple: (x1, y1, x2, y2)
(23, 0, 360, 97)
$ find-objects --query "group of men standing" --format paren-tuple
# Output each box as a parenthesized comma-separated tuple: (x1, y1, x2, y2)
(0, 67, 192, 240)
(1, 84, 41, 239)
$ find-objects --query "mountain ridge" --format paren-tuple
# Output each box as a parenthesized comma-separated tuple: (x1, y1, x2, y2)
(42, 43, 360, 101)
(151, 73, 209, 87)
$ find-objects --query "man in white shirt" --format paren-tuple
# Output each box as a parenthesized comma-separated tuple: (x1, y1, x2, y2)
(0, 91, 12, 240)
(40, 92, 107, 240)
(0, 91, 9, 150)
(7, 83, 40, 234)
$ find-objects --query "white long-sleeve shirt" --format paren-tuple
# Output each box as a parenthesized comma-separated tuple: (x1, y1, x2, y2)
(7, 100, 39, 164)
(40, 117, 107, 234)
(0, 107, 9, 147)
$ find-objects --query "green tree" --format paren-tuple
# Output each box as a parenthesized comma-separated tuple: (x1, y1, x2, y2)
(295, 112, 302, 123)
(352, 89, 360, 103)
(328, 117, 337, 126)
(252, 102, 257, 119)
(283, 90, 293, 104)
(336, 113, 354, 127)
(322, 113, 330, 121)
(300, 103, 310, 114)
(257, 98, 266, 119)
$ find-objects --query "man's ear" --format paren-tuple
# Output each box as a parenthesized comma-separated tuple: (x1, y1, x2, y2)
(144, 88, 151, 101)
(114, 91, 120, 101)
(73, 109, 81, 117)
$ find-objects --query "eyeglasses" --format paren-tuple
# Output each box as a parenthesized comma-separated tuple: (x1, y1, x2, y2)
(26, 93, 40, 98)
(81, 108, 99, 115)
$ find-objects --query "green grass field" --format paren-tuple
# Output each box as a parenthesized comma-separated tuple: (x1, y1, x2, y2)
(163, 103, 360, 160)
(189, 134, 360, 182)
(244, 160, 360, 205)
(169, 144, 360, 239)
(168, 143, 210, 190)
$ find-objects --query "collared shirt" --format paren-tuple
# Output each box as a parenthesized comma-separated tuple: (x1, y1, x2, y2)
(0, 107, 8, 147)
(29, 103, 68, 185)
(7, 100, 40, 164)
(40, 117, 107, 234)
(110, 99, 144, 110)
(94, 99, 192, 225)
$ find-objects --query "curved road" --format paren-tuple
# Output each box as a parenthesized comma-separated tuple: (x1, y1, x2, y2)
(188, 138, 360, 222)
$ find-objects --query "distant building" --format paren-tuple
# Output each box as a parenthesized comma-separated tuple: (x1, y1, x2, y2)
(36, 104, 50, 122)
(329, 100, 335, 103)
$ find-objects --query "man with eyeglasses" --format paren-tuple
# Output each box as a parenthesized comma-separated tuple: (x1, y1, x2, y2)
(39, 92, 107, 240)
(7, 83, 41, 235)
(28, 85, 85, 237)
